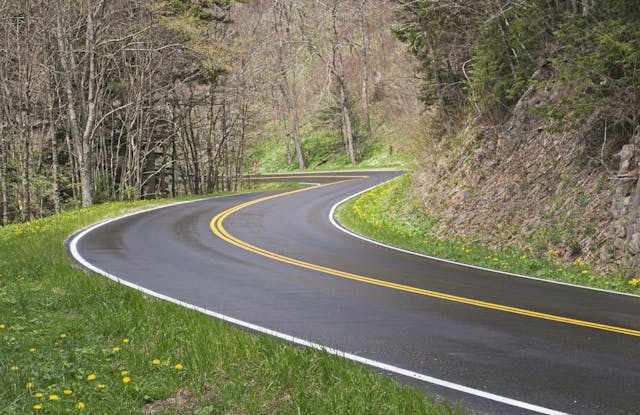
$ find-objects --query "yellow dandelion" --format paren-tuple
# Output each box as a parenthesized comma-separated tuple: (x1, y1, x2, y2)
(174, 363, 183, 370)
(120, 370, 128, 376)
(97, 384, 105, 390)
(76, 402, 85, 409)
(26, 382, 34, 389)
(0, 324, 5, 329)
(519, 255, 527, 260)
(49, 394, 59, 401)
(87, 374, 96, 380)
(63, 389, 72, 396)
(59, 333, 67, 339)
(629, 278, 640, 286)
(112, 347, 120, 352)
(122, 376, 131, 384)
(10, 365, 18, 371)
(122, 338, 129, 343)
(33, 404, 42, 410)
(581, 270, 589, 274)
(34, 392, 43, 398)
(29, 348, 36, 353)
(152, 359, 160, 365)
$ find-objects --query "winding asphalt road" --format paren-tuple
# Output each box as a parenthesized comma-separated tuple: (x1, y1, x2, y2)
(69, 171, 640, 415)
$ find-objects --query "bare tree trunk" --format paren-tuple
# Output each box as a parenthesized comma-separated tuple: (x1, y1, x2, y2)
(332, 2, 356, 166)
(20, 112, 31, 221)
(171, 137, 177, 197)
(358, 0, 372, 140)
(0, 122, 8, 226)
(54, 0, 105, 208)
(78, 0, 104, 207)
(55, 7, 90, 207)
(273, 1, 305, 170)
(48, 91, 61, 213)
(16, 5, 32, 221)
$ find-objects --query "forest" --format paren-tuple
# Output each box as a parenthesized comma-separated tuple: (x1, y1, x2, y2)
(1, 0, 639, 269)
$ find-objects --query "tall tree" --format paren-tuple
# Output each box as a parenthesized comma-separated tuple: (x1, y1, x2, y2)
(331, 0, 356, 165)
(53, 0, 107, 207)
(358, 0, 372, 140)
(272, 0, 305, 170)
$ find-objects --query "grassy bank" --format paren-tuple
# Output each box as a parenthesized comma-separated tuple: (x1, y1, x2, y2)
(0, 185, 458, 414)
(247, 127, 407, 173)
(335, 174, 640, 295)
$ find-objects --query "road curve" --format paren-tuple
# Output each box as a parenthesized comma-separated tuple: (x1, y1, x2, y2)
(69, 171, 640, 415)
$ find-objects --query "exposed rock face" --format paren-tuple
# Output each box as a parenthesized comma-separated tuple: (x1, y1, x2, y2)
(415, 79, 639, 274)
(610, 130, 640, 267)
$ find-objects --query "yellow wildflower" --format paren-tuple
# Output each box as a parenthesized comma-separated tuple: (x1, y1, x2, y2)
(49, 394, 59, 401)
(33, 404, 42, 410)
(152, 359, 160, 365)
(120, 370, 128, 376)
(97, 384, 105, 390)
(34, 392, 43, 398)
(63, 389, 72, 396)
(87, 374, 96, 380)
(629, 278, 640, 286)
(581, 270, 589, 274)
(29, 348, 36, 353)
(112, 347, 120, 352)
(122, 338, 129, 343)
(10, 365, 18, 371)
(59, 333, 67, 339)
(0, 324, 5, 329)
(519, 255, 527, 260)
(122, 376, 131, 384)
(76, 402, 85, 409)
(26, 382, 34, 389)
(174, 363, 183, 370)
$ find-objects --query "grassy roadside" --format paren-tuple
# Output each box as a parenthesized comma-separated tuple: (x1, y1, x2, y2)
(335, 174, 640, 295)
(0, 184, 459, 414)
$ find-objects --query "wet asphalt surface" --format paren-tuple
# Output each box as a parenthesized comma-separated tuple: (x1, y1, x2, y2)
(70, 171, 640, 415)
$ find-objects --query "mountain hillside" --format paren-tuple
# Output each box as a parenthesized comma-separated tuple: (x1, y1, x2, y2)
(395, 0, 640, 274)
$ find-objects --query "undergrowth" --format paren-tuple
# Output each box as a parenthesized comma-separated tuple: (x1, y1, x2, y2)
(246, 126, 407, 173)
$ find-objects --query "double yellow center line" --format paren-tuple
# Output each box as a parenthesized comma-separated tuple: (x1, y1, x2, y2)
(210, 177, 640, 337)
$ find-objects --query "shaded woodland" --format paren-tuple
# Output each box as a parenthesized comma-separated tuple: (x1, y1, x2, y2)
(0, 0, 414, 224)
(1, 0, 261, 222)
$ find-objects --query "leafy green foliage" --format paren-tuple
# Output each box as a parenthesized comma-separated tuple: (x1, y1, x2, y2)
(393, 0, 640, 135)
(163, 0, 232, 22)
(469, 2, 551, 120)
(393, 1, 477, 111)
(549, 0, 640, 132)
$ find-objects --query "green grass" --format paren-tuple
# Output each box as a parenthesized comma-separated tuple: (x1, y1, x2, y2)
(0, 184, 459, 414)
(246, 126, 408, 173)
(335, 174, 640, 295)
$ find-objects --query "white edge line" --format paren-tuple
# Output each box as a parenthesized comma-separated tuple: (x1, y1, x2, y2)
(67, 192, 569, 415)
(328, 174, 640, 299)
